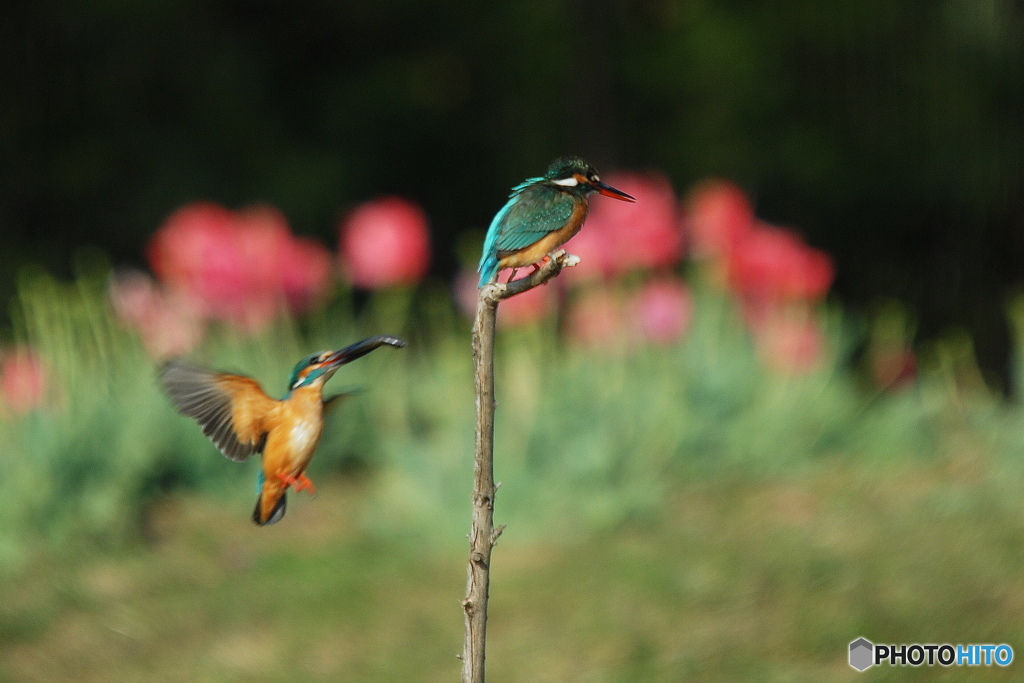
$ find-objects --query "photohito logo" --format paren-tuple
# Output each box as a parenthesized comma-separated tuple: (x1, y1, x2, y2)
(849, 638, 1013, 671)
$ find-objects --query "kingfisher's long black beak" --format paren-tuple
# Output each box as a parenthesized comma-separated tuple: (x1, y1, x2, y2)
(593, 180, 636, 203)
(323, 335, 407, 369)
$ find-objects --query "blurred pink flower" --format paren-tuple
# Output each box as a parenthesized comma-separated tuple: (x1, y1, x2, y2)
(566, 286, 624, 348)
(109, 270, 204, 358)
(559, 225, 610, 283)
(454, 268, 481, 320)
(227, 206, 295, 330)
(727, 223, 834, 305)
(497, 282, 556, 329)
(684, 179, 755, 259)
(565, 172, 683, 282)
(629, 277, 694, 345)
(281, 236, 334, 312)
(148, 202, 242, 318)
(749, 309, 825, 373)
(109, 268, 164, 327)
(1, 348, 48, 415)
(147, 202, 333, 332)
(339, 196, 431, 288)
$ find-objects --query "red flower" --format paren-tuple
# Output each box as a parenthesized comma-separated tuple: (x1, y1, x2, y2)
(148, 202, 239, 319)
(629, 277, 694, 345)
(147, 202, 333, 333)
(339, 197, 431, 288)
(229, 206, 297, 330)
(727, 223, 834, 305)
(1, 348, 48, 415)
(684, 179, 755, 259)
(559, 224, 610, 283)
(565, 172, 683, 282)
(281, 236, 334, 313)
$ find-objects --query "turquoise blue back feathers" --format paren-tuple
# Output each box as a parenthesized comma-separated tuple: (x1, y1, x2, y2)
(477, 176, 575, 286)
(477, 177, 535, 287)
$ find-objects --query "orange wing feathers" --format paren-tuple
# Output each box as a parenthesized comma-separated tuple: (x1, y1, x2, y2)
(216, 373, 279, 448)
(159, 360, 278, 462)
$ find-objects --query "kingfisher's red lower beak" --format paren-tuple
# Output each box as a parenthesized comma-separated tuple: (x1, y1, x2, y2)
(594, 181, 636, 203)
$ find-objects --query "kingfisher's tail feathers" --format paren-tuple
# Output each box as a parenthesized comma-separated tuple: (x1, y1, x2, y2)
(478, 197, 514, 288)
(478, 254, 499, 287)
(253, 491, 287, 526)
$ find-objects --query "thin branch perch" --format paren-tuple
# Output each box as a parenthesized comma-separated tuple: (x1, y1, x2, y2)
(461, 250, 577, 683)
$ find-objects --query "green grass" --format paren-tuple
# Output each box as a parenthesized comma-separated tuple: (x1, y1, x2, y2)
(4, 263, 1024, 679)
(3, 454, 1023, 681)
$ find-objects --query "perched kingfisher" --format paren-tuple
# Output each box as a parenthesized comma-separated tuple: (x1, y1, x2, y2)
(477, 156, 636, 286)
(159, 335, 406, 525)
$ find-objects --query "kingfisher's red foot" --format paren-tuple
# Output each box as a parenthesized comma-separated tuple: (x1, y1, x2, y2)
(294, 474, 316, 495)
(276, 473, 316, 495)
(507, 257, 551, 284)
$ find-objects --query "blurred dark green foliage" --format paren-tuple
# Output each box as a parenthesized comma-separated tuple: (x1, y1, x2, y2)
(3, 1, 1023, 376)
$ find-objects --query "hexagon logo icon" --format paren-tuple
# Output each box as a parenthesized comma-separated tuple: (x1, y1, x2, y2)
(849, 637, 874, 671)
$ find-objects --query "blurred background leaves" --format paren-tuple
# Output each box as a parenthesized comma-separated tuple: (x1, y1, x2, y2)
(3, 0, 1022, 381)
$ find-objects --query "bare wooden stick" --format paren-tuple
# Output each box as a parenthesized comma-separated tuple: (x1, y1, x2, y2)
(461, 250, 577, 683)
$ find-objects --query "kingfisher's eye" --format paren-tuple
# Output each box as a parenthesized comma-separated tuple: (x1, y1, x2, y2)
(590, 174, 600, 183)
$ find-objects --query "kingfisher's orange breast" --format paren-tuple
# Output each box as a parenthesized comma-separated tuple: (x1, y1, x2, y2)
(497, 198, 590, 270)
(262, 388, 325, 478)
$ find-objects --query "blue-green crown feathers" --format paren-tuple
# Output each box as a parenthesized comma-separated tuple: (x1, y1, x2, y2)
(544, 156, 594, 180)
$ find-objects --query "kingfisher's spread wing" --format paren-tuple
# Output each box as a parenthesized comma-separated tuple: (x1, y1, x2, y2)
(489, 184, 575, 256)
(160, 360, 277, 462)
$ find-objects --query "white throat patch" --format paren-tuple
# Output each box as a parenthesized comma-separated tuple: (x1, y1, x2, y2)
(552, 177, 579, 187)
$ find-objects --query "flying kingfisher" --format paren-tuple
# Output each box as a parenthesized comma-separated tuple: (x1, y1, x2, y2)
(477, 156, 636, 286)
(159, 335, 406, 525)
